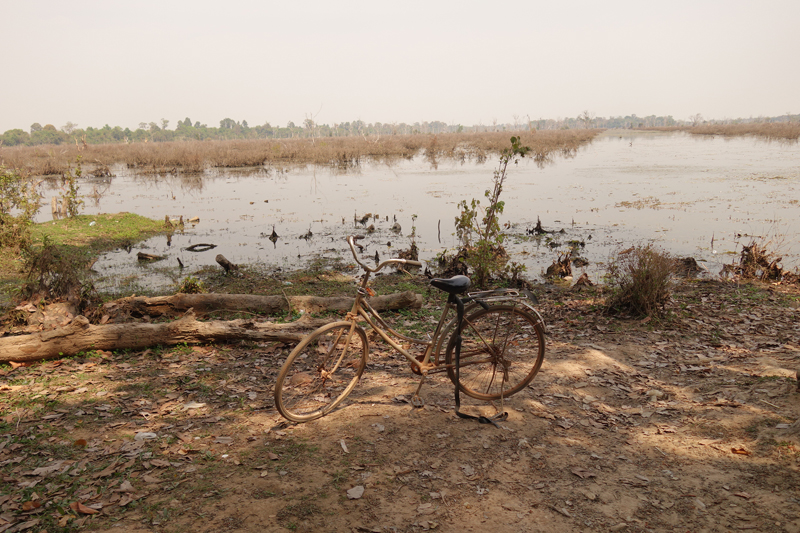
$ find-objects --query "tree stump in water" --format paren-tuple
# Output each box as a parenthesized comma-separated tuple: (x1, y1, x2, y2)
(545, 252, 572, 278)
(216, 254, 238, 273)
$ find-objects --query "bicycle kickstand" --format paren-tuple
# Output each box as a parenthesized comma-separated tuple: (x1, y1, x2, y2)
(411, 375, 426, 408)
(489, 399, 509, 423)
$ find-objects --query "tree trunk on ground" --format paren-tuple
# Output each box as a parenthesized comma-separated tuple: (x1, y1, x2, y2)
(0, 312, 332, 363)
(102, 291, 423, 320)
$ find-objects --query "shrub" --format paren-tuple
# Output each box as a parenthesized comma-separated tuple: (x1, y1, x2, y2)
(60, 155, 85, 218)
(21, 237, 96, 307)
(177, 275, 205, 294)
(0, 166, 42, 252)
(453, 136, 530, 288)
(605, 244, 675, 317)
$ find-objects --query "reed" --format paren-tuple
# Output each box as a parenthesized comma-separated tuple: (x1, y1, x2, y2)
(688, 122, 800, 141)
(0, 130, 602, 176)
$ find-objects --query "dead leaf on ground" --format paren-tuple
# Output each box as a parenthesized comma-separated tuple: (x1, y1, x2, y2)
(115, 480, 134, 492)
(347, 485, 364, 499)
(21, 500, 42, 511)
(92, 460, 119, 479)
(571, 468, 597, 479)
(69, 501, 99, 515)
(31, 461, 65, 476)
(9, 519, 40, 530)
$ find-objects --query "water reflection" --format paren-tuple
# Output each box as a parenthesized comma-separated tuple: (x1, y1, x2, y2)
(50, 131, 800, 293)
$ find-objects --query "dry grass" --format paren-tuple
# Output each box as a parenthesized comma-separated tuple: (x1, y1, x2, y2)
(605, 244, 676, 318)
(0, 130, 602, 176)
(688, 122, 800, 141)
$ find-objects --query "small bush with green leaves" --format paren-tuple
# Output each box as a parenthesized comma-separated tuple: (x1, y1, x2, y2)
(453, 136, 530, 288)
(177, 275, 205, 294)
(0, 166, 42, 251)
(605, 244, 675, 317)
(61, 155, 85, 218)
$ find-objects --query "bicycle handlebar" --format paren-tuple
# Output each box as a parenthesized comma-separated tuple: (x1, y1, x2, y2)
(347, 235, 423, 273)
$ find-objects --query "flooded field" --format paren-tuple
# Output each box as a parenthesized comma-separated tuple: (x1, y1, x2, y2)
(40, 131, 800, 292)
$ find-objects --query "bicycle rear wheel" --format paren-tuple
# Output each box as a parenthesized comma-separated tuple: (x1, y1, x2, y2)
(445, 305, 544, 401)
(275, 321, 368, 422)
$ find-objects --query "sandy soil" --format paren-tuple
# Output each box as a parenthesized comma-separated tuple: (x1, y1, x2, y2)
(2, 279, 800, 533)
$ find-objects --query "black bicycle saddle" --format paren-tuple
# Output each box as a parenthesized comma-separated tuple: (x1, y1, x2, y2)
(430, 275, 471, 295)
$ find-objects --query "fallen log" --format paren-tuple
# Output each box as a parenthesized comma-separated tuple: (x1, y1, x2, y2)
(103, 291, 423, 320)
(137, 252, 166, 262)
(0, 311, 331, 363)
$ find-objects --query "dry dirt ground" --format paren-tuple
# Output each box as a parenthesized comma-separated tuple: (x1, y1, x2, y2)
(2, 278, 800, 533)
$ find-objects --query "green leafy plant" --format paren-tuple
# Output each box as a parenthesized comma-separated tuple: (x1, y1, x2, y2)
(454, 136, 530, 287)
(61, 155, 85, 218)
(177, 275, 205, 294)
(0, 166, 42, 251)
(605, 244, 675, 317)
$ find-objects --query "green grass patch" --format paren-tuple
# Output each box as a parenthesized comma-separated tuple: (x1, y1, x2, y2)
(31, 213, 164, 250)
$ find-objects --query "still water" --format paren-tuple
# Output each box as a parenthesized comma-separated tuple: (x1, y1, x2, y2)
(46, 131, 800, 291)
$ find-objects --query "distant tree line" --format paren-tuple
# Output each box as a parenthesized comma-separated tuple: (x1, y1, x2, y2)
(1, 113, 797, 147)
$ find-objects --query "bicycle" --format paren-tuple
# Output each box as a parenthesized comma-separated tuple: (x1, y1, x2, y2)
(273, 235, 546, 423)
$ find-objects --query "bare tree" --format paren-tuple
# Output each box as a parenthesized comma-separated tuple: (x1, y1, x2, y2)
(690, 113, 703, 126)
(62, 121, 77, 134)
(303, 116, 315, 138)
(578, 110, 595, 129)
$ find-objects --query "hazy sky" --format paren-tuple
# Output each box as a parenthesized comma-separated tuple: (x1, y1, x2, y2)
(2, 0, 798, 132)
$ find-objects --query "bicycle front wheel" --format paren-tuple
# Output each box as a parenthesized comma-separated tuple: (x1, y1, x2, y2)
(275, 321, 368, 422)
(445, 305, 544, 401)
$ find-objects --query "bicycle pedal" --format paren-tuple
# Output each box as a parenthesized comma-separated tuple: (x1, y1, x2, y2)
(492, 412, 509, 422)
(411, 395, 425, 408)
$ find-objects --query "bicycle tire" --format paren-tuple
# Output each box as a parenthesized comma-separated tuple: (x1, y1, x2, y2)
(275, 321, 368, 422)
(445, 305, 544, 401)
